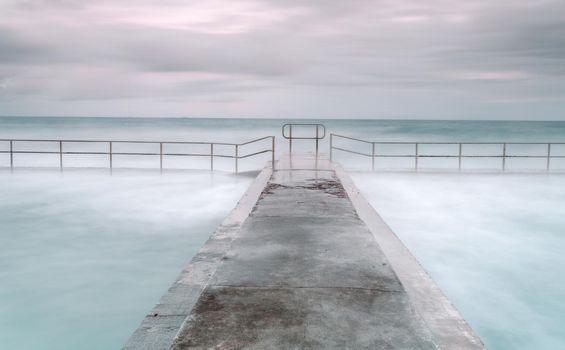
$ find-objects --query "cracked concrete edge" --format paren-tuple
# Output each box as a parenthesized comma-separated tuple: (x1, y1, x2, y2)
(123, 164, 273, 350)
(334, 164, 487, 350)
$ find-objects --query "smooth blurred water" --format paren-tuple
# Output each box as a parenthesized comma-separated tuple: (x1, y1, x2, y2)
(1, 116, 565, 349)
(3, 117, 565, 143)
(0, 169, 252, 350)
(3, 117, 565, 172)
(351, 173, 565, 350)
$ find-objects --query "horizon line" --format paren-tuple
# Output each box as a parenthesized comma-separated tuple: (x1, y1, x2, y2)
(1, 115, 565, 122)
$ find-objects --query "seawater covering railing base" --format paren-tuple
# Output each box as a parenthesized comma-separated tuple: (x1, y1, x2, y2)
(330, 133, 565, 171)
(0, 136, 275, 173)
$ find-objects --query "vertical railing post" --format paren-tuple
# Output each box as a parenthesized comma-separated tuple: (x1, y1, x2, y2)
(59, 141, 63, 171)
(109, 141, 113, 171)
(372, 143, 375, 171)
(159, 142, 163, 173)
(502, 143, 506, 171)
(315, 124, 319, 156)
(329, 134, 333, 162)
(9, 140, 13, 170)
(271, 137, 275, 170)
(458, 143, 462, 171)
(547, 143, 551, 171)
(235, 145, 239, 173)
(414, 143, 419, 171)
(210, 143, 214, 171)
(289, 125, 292, 154)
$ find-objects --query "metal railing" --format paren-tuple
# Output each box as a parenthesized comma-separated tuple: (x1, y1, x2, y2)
(282, 123, 326, 155)
(0, 136, 275, 173)
(330, 133, 565, 171)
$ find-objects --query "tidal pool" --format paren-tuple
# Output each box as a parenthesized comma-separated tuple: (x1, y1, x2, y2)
(0, 169, 252, 350)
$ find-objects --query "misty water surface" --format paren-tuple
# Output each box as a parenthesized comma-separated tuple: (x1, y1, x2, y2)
(0, 170, 252, 350)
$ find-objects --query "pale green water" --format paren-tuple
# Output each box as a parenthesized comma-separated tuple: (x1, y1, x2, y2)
(2, 117, 565, 145)
(0, 169, 252, 350)
(1, 116, 565, 349)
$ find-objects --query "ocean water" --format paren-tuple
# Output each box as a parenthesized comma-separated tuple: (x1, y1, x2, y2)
(1, 116, 565, 349)
(0, 169, 252, 350)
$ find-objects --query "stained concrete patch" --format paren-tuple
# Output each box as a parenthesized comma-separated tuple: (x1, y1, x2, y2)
(172, 287, 306, 350)
(172, 286, 436, 350)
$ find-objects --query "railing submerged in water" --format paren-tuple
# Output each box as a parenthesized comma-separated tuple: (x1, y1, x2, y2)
(330, 133, 565, 171)
(4, 126, 565, 173)
(0, 136, 275, 173)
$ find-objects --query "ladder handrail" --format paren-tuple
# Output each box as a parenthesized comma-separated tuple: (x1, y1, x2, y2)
(281, 123, 326, 155)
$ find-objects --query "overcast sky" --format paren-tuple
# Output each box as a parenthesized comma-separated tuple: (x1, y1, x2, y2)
(0, 0, 564, 119)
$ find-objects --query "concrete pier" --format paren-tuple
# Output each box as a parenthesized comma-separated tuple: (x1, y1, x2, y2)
(125, 154, 485, 349)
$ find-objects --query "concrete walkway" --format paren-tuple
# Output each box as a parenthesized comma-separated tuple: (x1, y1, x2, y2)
(125, 154, 484, 349)
(173, 154, 435, 349)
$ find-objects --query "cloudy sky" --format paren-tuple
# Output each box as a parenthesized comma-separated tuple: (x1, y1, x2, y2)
(0, 0, 564, 119)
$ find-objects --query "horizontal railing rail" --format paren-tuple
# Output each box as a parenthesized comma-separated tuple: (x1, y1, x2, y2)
(330, 133, 565, 171)
(0, 136, 275, 173)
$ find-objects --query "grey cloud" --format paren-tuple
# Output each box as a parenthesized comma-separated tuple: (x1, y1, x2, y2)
(432, 1, 565, 75)
(117, 30, 306, 76)
(0, 28, 51, 64)
(11, 0, 86, 10)
(0, 0, 564, 118)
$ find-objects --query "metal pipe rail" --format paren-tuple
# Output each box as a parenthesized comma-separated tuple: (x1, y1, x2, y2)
(330, 133, 565, 171)
(282, 123, 326, 155)
(0, 136, 276, 173)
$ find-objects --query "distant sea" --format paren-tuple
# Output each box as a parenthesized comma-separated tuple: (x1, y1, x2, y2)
(2, 116, 565, 143)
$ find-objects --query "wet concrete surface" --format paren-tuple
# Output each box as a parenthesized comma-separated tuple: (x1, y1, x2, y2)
(170, 155, 437, 349)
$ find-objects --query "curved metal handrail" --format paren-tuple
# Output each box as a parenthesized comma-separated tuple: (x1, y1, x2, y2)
(281, 123, 326, 155)
(281, 124, 326, 140)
